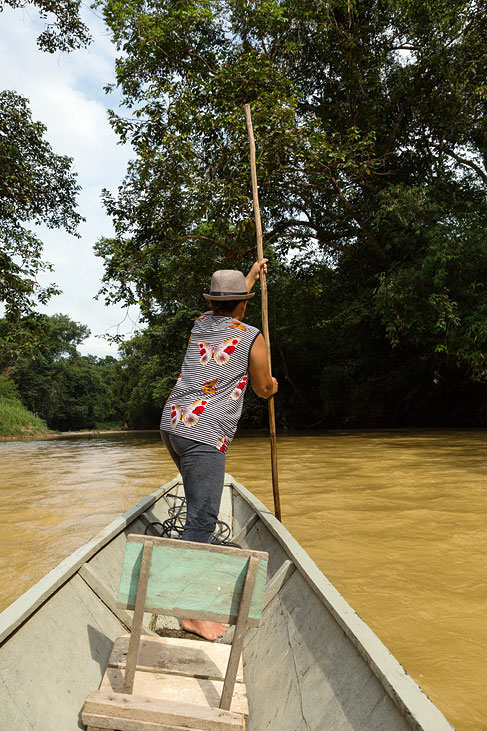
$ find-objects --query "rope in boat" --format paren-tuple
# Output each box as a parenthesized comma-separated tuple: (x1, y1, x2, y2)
(144, 492, 241, 547)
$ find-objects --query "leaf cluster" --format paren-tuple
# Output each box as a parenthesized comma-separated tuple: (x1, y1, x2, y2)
(95, 0, 487, 426)
(1, 0, 91, 51)
(0, 91, 82, 343)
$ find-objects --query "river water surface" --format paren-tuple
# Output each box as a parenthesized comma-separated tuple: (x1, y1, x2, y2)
(0, 430, 485, 731)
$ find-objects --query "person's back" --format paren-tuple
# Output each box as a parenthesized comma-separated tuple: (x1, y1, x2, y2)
(160, 314, 260, 452)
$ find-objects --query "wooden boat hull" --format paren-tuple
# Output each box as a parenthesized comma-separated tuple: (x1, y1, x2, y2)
(0, 474, 454, 731)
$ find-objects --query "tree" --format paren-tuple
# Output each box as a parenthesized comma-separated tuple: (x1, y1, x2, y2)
(95, 0, 487, 426)
(0, 91, 83, 362)
(3, 313, 123, 431)
(1, 0, 90, 52)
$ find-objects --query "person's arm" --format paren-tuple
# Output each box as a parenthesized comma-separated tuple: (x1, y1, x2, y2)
(248, 333, 278, 398)
(245, 258, 268, 293)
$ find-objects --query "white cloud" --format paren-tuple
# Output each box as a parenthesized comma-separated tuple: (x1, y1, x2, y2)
(0, 4, 140, 357)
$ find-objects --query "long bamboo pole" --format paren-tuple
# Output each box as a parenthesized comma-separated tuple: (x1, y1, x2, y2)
(244, 103, 281, 522)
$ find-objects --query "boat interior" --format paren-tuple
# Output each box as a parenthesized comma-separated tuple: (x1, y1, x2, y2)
(0, 474, 453, 731)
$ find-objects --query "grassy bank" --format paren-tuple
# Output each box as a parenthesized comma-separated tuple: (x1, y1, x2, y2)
(0, 377, 50, 437)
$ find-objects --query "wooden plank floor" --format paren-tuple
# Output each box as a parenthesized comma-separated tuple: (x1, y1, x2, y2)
(109, 634, 244, 682)
(101, 667, 248, 716)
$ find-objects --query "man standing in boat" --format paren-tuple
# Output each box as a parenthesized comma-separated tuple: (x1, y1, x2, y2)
(160, 259, 277, 640)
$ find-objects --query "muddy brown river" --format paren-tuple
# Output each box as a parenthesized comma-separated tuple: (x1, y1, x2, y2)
(0, 430, 485, 730)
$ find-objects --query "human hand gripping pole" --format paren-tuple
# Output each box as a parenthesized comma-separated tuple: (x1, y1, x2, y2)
(244, 103, 281, 522)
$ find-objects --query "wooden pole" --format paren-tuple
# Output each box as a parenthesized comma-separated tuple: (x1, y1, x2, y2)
(244, 103, 281, 522)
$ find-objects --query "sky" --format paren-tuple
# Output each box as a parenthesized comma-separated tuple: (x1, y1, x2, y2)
(1, 4, 141, 356)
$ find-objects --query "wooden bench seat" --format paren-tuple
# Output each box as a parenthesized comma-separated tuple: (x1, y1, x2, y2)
(82, 535, 268, 731)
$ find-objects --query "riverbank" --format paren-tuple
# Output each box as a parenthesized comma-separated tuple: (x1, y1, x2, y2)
(0, 375, 127, 440)
(0, 427, 130, 442)
(0, 392, 50, 439)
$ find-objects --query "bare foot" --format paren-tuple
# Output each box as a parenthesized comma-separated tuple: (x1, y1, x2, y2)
(181, 618, 228, 641)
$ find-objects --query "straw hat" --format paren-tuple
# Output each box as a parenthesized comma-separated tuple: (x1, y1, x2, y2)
(203, 270, 255, 301)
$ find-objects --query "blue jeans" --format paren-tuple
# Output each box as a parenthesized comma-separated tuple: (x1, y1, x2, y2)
(160, 430, 226, 543)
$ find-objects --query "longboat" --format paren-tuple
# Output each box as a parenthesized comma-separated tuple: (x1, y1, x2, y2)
(0, 474, 454, 731)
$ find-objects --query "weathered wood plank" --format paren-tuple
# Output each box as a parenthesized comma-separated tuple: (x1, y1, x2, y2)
(82, 535, 161, 638)
(123, 540, 153, 694)
(84, 688, 244, 729)
(217, 559, 296, 646)
(84, 714, 207, 730)
(122, 605, 258, 627)
(101, 667, 249, 716)
(109, 635, 243, 682)
(126, 534, 268, 560)
(220, 556, 258, 711)
(118, 538, 267, 624)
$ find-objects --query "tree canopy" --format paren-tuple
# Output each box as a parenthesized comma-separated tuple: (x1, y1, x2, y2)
(1, 313, 123, 431)
(91, 0, 487, 427)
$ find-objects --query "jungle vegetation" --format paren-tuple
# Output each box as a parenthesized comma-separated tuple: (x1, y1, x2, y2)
(2, 0, 487, 431)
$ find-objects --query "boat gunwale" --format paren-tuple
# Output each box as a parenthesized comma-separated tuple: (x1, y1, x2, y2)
(0, 476, 181, 645)
(227, 475, 454, 731)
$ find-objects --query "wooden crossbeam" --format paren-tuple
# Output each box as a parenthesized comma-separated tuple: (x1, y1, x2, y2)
(84, 689, 244, 730)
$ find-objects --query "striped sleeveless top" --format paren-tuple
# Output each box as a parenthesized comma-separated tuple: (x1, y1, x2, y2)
(160, 314, 260, 452)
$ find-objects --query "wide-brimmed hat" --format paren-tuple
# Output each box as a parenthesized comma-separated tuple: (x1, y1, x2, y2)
(203, 270, 255, 301)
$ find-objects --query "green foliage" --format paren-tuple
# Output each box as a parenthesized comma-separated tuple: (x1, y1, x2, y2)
(0, 374, 20, 401)
(0, 91, 83, 365)
(95, 0, 372, 319)
(94, 0, 487, 427)
(2, 314, 123, 431)
(32, 356, 100, 431)
(0, 376, 49, 436)
(0, 0, 91, 52)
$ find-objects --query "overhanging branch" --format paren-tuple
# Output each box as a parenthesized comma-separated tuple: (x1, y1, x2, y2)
(268, 219, 354, 252)
(434, 145, 487, 185)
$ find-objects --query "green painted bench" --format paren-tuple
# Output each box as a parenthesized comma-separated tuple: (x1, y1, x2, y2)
(82, 534, 268, 731)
